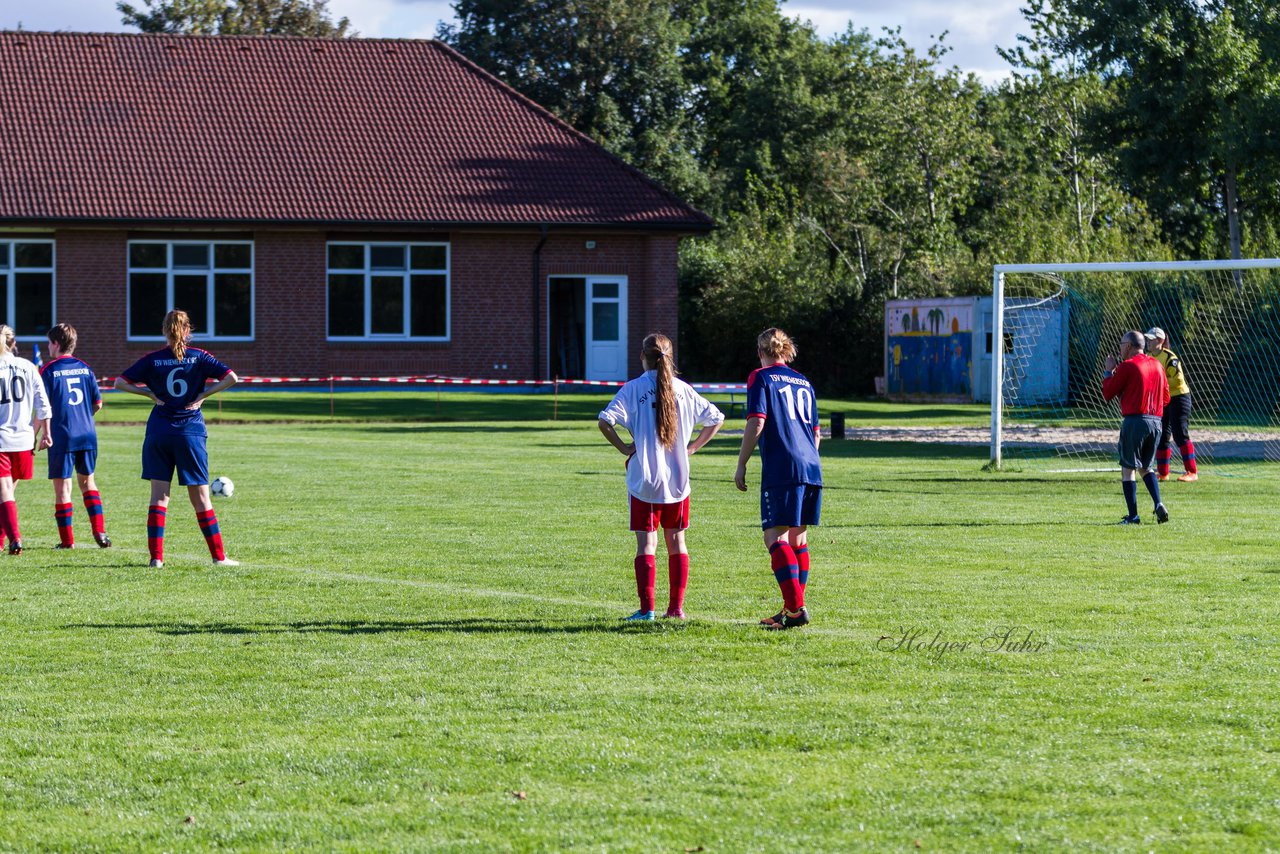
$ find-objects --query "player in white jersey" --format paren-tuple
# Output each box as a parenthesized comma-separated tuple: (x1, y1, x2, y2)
(0, 325, 53, 554)
(598, 333, 725, 620)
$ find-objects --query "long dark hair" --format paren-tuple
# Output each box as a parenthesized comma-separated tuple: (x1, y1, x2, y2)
(642, 333, 677, 450)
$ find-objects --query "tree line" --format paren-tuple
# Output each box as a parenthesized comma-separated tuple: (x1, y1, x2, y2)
(120, 0, 1280, 392)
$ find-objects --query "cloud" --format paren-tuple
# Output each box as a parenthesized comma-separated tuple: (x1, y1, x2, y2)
(328, 0, 454, 39)
(2, 0, 127, 32)
(784, 0, 1024, 81)
(6, 0, 1022, 83)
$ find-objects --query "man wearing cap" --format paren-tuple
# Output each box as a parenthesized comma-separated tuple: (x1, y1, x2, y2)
(1103, 330, 1171, 524)
(1145, 327, 1198, 482)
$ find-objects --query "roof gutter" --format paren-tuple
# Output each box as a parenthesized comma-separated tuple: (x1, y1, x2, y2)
(533, 224, 549, 380)
(0, 217, 714, 234)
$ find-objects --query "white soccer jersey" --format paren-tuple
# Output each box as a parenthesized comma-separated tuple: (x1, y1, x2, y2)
(0, 354, 52, 452)
(599, 372, 725, 504)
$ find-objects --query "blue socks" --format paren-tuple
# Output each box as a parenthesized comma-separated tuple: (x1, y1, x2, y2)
(1142, 472, 1163, 510)
(1123, 480, 1139, 519)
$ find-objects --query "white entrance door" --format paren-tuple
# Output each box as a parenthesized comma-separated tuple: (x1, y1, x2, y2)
(585, 278, 627, 381)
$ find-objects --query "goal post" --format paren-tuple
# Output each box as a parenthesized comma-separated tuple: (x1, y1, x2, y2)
(990, 259, 1280, 472)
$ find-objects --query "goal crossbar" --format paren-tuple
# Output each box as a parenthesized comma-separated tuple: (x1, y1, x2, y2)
(990, 259, 1280, 468)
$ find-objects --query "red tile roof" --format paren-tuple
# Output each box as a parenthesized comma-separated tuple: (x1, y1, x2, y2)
(0, 32, 712, 230)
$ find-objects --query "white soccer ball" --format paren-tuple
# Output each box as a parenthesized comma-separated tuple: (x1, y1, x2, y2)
(211, 476, 235, 497)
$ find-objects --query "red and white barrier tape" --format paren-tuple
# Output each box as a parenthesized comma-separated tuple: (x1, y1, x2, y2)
(97, 374, 746, 391)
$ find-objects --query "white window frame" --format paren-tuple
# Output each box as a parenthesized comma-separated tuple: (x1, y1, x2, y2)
(0, 238, 56, 343)
(126, 240, 255, 341)
(325, 241, 451, 342)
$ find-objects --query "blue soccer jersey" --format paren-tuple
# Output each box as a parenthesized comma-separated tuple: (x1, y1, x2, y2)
(40, 355, 101, 452)
(120, 347, 232, 438)
(746, 363, 822, 487)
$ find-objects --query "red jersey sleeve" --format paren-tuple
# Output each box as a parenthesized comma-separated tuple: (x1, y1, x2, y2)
(1101, 362, 1130, 402)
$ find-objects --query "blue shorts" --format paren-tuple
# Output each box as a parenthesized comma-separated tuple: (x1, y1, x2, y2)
(760, 483, 822, 530)
(48, 448, 97, 480)
(142, 434, 209, 486)
(1119, 415, 1161, 471)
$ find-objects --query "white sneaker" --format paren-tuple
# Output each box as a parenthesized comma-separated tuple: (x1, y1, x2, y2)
(148, 559, 164, 568)
(213, 557, 240, 567)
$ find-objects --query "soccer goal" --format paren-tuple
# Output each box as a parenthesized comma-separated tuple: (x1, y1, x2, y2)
(990, 259, 1280, 472)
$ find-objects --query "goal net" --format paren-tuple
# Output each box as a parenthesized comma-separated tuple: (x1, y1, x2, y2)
(991, 260, 1280, 472)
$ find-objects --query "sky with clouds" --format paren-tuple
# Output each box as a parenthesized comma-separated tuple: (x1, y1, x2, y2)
(4, 0, 1027, 83)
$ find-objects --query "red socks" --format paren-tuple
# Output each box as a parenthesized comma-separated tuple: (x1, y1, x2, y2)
(1181, 441, 1198, 474)
(82, 490, 106, 536)
(634, 555, 656, 612)
(55, 503, 74, 547)
(147, 505, 166, 562)
(794, 544, 810, 607)
(770, 541, 801, 612)
(0, 500, 20, 545)
(633, 553, 689, 614)
(668, 553, 689, 613)
(197, 509, 225, 561)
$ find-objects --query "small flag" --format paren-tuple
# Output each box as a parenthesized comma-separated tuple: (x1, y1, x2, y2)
(33, 343, 42, 368)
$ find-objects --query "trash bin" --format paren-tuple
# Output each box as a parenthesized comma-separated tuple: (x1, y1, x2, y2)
(830, 412, 845, 440)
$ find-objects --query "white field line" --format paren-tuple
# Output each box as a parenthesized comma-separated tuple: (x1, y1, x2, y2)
(84, 545, 874, 639)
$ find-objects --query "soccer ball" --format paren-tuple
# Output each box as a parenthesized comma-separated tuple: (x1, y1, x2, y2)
(211, 476, 235, 497)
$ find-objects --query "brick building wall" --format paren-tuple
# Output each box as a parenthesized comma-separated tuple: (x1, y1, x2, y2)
(45, 227, 682, 381)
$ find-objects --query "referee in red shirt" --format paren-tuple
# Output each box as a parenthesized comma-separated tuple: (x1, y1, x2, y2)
(1102, 330, 1171, 524)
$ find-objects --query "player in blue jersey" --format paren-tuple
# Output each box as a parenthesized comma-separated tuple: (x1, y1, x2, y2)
(40, 323, 111, 549)
(113, 310, 240, 568)
(734, 328, 822, 630)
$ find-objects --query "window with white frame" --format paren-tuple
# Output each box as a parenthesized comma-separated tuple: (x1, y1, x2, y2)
(0, 239, 55, 340)
(327, 242, 449, 340)
(127, 240, 253, 340)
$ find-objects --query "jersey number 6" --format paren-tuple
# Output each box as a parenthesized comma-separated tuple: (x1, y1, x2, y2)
(166, 368, 189, 398)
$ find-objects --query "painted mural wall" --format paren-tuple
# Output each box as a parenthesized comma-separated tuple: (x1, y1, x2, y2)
(885, 299, 974, 397)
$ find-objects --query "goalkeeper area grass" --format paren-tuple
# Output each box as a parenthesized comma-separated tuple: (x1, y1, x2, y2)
(1, 404, 1276, 850)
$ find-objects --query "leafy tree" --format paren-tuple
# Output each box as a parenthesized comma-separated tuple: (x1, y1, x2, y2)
(673, 0, 860, 212)
(967, 6, 1169, 265)
(118, 0, 353, 37)
(1022, 0, 1280, 259)
(807, 31, 991, 298)
(439, 0, 703, 204)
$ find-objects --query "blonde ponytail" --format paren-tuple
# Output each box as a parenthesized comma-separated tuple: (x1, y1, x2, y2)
(642, 333, 678, 450)
(0, 325, 15, 355)
(163, 309, 192, 361)
(757, 327, 797, 363)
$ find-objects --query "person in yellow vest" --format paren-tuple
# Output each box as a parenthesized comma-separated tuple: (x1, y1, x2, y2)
(1144, 327, 1198, 482)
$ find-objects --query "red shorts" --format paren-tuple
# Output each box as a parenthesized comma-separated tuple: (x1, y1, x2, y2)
(0, 450, 34, 480)
(630, 495, 691, 532)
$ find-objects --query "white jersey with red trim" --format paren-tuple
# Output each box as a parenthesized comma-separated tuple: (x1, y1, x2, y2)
(599, 371, 725, 504)
(0, 354, 53, 452)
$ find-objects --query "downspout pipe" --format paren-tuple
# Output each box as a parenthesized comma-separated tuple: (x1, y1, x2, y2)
(533, 225, 549, 380)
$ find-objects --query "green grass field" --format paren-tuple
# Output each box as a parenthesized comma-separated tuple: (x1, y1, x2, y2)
(1, 401, 1277, 851)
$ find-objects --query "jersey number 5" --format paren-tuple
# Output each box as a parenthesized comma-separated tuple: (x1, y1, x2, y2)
(65, 376, 84, 406)
(777, 384, 813, 424)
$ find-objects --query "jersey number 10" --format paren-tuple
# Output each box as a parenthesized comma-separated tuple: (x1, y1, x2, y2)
(778, 384, 813, 424)
(0, 374, 28, 404)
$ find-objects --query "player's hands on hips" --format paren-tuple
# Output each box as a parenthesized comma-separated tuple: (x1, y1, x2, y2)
(185, 397, 204, 411)
(1104, 354, 1118, 372)
(734, 463, 748, 492)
